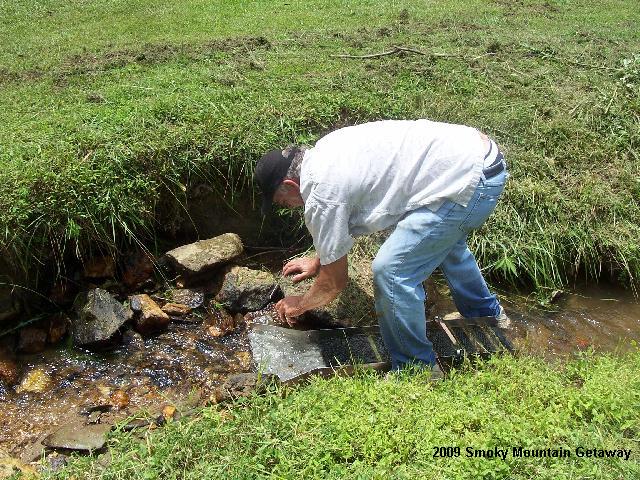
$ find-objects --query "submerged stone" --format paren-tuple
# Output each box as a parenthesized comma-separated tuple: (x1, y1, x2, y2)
(121, 328, 145, 351)
(16, 368, 52, 394)
(169, 288, 205, 309)
(0, 346, 19, 386)
(130, 294, 170, 335)
(216, 266, 283, 314)
(161, 302, 192, 318)
(72, 288, 133, 347)
(43, 423, 111, 451)
(163, 233, 243, 276)
(17, 326, 48, 354)
(205, 308, 240, 337)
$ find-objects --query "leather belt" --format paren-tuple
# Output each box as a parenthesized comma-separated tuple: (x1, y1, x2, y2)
(483, 151, 505, 179)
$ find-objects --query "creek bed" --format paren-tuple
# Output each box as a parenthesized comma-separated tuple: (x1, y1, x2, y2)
(1, 282, 639, 457)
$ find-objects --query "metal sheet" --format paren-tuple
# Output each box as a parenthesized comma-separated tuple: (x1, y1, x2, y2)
(248, 324, 390, 382)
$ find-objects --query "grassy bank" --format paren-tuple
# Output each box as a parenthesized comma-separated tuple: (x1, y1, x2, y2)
(1, 0, 639, 291)
(41, 351, 640, 479)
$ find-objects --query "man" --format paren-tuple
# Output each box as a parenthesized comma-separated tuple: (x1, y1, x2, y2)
(254, 119, 509, 371)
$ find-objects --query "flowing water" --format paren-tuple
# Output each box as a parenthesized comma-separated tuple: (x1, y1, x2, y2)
(0, 282, 638, 457)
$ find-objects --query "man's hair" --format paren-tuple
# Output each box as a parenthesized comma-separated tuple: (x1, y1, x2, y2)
(282, 144, 308, 180)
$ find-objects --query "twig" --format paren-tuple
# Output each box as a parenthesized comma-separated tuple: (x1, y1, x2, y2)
(331, 45, 457, 60)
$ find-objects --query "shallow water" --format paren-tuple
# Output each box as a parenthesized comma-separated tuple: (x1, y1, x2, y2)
(0, 321, 253, 455)
(504, 284, 640, 356)
(0, 282, 638, 456)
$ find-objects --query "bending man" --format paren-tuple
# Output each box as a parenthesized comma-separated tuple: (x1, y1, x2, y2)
(255, 119, 509, 371)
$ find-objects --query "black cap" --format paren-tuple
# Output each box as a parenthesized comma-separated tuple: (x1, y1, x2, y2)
(254, 148, 297, 216)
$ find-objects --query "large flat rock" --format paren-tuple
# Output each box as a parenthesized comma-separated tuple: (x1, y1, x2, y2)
(163, 233, 243, 276)
(43, 423, 111, 451)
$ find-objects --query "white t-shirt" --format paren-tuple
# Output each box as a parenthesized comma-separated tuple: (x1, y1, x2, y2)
(300, 119, 486, 265)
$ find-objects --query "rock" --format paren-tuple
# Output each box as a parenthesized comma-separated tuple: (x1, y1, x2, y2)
(163, 233, 243, 277)
(46, 452, 68, 472)
(122, 328, 145, 350)
(122, 418, 150, 432)
(0, 285, 20, 323)
(122, 250, 155, 291)
(162, 405, 176, 421)
(130, 294, 170, 335)
(83, 255, 116, 279)
(216, 266, 283, 314)
(235, 351, 252, 370)
(19, 436, 47, 463)
(72, 288, 133, 347)
(17, 326, 48, 354)
(48, 313, 69, 344)
(161, 302, 191, 318)
(0, 346, 19, 386)
(213, 373, 278, 402)
(169, 288, 205, 309)
(43, 423, 111, 451)
(109, 390, 130, 409)
(16, 368, 51, 394)
(244, 303, 287, 327)
(0, 449, 38, 478)
(205, 309, 240, 337)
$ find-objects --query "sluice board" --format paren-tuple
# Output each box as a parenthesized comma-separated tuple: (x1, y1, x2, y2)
(248, 318, 514, 383)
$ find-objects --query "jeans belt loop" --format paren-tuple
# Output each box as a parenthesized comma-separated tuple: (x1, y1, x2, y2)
(483, 151, 505, 179)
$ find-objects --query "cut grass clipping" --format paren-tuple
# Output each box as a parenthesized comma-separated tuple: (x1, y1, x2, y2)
(1, 0, 639, 293)
(43, 351, 640, 479)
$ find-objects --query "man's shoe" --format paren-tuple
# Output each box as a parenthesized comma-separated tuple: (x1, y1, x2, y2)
(495, 306, 512, 330)
(430, 363, 444, 381)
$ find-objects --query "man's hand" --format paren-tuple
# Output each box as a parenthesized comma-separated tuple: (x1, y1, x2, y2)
(275, 296, 305, 326)
(282, 256, 321, 283)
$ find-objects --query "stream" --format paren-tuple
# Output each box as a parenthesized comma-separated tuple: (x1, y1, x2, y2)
(1, 280, 638, 458)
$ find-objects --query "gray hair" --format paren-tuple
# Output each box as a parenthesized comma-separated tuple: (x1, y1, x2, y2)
(282, 144, 308, 180)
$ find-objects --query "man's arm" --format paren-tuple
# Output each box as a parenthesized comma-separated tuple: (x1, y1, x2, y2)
(275, 255, 348, 323)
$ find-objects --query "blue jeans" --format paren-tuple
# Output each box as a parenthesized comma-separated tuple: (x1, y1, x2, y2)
(372, 169, 507, 370)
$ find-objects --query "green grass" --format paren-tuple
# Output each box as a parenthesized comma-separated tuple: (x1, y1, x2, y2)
(41, 351, 640, 479)
(0, 0, 639, 292)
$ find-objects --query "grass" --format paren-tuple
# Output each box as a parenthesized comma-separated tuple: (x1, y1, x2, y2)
(0, 0, 639, 293)
(39, 350, 640, 479)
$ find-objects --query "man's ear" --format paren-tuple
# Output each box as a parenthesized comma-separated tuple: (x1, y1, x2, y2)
(281, 179, 300, 190)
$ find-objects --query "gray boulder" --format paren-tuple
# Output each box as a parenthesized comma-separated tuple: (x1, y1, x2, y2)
(72, 288, 133, 347)
(163, 233, 243, 276)
(216, 266, 282, 314)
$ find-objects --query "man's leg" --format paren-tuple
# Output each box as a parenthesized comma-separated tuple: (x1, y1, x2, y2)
(372, 202, 464, 370)
(440, 167, 508, 318)
(440, 237, 501, 318)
